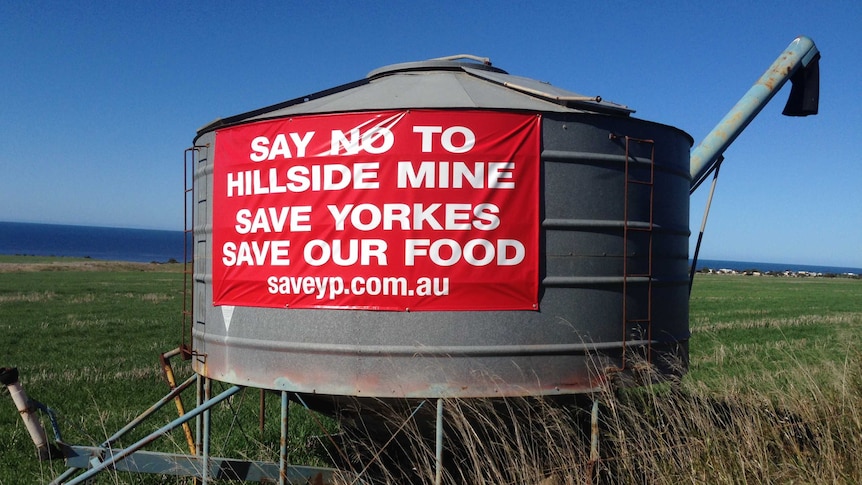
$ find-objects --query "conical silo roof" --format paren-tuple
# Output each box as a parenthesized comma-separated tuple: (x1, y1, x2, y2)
(197, 56, 633, 136)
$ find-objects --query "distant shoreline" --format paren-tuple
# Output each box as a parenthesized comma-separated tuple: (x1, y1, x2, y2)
(0, 256, 183, 273)
(695, 266, 859, 279)
(693, 258, 862, 277)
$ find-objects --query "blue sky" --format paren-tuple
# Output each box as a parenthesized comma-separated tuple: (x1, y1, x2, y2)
(1, 1, 860, 268)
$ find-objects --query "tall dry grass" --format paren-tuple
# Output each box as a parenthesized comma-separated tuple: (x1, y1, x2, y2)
(329, 355, 862, 485)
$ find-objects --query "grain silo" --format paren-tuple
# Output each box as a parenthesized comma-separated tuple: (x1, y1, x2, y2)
(187, 56, 693, 407)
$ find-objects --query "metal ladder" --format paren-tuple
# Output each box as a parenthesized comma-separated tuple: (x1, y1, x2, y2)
(181, 146, 205, 359)
(620, 136, 655, 370)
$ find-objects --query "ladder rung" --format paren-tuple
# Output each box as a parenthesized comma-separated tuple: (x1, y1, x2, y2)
(625, 318, 651, 324)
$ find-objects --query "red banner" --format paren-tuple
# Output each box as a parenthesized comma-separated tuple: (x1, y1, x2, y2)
(212, 110, 540, 311)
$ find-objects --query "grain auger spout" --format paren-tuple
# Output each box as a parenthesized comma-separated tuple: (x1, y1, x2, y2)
(689, 36, 820, 193)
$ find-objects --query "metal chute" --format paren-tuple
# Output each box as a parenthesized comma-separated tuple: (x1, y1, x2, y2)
(689, 36, 820, 193)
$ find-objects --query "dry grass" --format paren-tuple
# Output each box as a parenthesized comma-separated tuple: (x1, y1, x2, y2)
(326, 355, 862, 485)
(0, 259, 182, 273)
(23, 365, 162, 386)
(0, 291, 58, 303)
(693, 312, 857, 331)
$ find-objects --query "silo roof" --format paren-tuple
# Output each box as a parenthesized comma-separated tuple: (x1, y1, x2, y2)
(198, 56, 634, 136)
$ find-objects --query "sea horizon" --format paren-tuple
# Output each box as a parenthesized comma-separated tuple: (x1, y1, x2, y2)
(0, 221, 185, 263)
(1, 221, 860, 274)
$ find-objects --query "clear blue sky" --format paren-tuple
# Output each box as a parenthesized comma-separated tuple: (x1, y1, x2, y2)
(1, 1, 860, 268)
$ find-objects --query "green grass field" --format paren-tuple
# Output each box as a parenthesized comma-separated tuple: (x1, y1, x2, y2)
(689, 274, 862, 389)
(0, 257, 860, 483)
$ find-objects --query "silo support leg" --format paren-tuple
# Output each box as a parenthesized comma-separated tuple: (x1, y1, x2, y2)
(280, 390, 288, 485)
(587, 397, 600, 481)
(435, 398, 444, 485)
(202, 379, 212, 484)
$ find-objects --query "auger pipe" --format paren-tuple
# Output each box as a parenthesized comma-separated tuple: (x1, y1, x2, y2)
(690, 36, 820, 193)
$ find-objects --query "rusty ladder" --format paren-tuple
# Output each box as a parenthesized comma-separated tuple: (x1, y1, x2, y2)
(182, 146, 205, 359)
(620, 136, 656, 370)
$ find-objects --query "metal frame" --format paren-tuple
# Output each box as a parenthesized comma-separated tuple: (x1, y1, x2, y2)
(50, 379, 343, 484)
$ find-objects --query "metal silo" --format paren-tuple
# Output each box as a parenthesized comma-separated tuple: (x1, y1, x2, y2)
(187, 57, 693, 404)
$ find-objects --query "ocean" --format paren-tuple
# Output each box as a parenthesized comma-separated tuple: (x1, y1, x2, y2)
(0, 221, 860, 274)
(0, 221, 185, 263)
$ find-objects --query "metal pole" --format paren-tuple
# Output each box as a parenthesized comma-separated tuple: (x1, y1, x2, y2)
(49, 467, 79, 485)
(435, 398, 444, 485)
(63, 384, 243, 485)
(202, 378, 212, 484)
(50, 375, 196, 485)
(260, 388, 266, 435)
(103, 374, 196, 447)
(196, 372, 203, 456)
(689, 159, 722, 294)
(280, 391, 288, 485)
